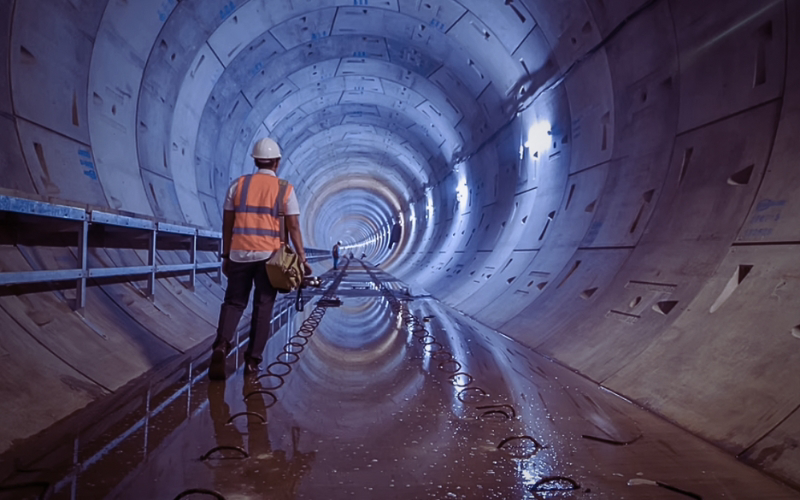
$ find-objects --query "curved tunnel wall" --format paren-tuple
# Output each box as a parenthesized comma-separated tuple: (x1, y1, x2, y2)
(1, 0, 799, 487)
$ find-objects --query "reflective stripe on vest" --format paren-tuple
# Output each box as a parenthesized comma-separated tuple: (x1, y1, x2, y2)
(230, 174, 292, 252)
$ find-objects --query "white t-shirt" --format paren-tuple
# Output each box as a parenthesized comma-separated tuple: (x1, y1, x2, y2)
(224, 169, 300, 263)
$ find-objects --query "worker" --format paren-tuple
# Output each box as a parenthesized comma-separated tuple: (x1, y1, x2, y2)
(332, 241, 341, 270)
(388, 220, 402, 249)
(210, 138, 313, 380)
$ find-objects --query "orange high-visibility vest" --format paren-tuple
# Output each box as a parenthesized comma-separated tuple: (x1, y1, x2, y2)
(230, 174, 293, 252)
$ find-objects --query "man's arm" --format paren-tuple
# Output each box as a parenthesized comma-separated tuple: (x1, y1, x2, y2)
(222, 210, 235, 256)
(220, 210, 235, 276)
(285, 215, 312, 275)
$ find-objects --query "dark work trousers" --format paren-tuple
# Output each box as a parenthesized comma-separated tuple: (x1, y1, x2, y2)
(213, 259, 277, 362)
(333, 255, 339, 269)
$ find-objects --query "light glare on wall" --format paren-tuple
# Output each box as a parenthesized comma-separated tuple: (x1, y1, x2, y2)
(524, 120, 552, 155)
(456, 175, 469, 205)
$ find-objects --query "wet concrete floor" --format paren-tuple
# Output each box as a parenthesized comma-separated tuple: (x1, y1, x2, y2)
(3, 263, 799, 499)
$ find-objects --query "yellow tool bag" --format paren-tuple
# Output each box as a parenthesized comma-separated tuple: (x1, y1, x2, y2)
(265, 180, 304, 293)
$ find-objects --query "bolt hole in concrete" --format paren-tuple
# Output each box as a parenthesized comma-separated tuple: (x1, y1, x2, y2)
(710, 264, 753, 313)
(566, 184, 576, 210)
(653, 300, 678, 315)
(728, 164, 755, 185)
(581, 287, 598, 299)
(792, 325, 800, 339)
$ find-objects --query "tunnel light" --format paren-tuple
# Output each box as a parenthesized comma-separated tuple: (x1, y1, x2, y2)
(524, 120, 552, 155)
(426, 190, 435, 219)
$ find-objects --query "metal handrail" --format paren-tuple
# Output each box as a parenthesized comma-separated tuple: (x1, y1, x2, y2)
(0, 194, 221, 309)
(0, 194, 329, 309)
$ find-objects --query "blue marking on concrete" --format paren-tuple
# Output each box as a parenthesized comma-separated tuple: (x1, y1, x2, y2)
(755, 199, 787, 212)
(250, 61, 265, 77)
(220, 1, 236, 20)
(79, 150, 97, 180)
(430, 19, 446, 31)
(157, 0, 177, 23)
(744, 228, 774, 238)
(584, 221, 603, 244)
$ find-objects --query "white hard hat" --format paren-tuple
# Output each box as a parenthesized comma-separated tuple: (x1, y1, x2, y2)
(251, 138, 282, 159)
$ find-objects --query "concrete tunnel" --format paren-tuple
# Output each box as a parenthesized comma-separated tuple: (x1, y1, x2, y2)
(1, 0, 799, 498)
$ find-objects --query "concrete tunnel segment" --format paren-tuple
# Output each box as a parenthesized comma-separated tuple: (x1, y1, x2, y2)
(1, 0, 800, 489)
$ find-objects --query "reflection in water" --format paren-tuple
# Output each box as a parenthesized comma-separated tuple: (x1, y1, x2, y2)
(205, 379, 315, 499)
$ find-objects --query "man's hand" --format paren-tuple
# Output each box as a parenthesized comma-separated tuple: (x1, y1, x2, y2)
(221, 210, 235, 277)
(303, 260, 313, 276)
(222, 257, 230, 277)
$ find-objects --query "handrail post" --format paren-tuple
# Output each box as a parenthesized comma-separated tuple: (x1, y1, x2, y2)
(75, 218, 88, 311)
(189, 231, 197, 290)
(146, 229, 157, 299)
(214, 238, 223, 284)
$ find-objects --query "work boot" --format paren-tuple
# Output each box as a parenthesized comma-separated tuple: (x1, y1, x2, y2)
(244, 358, 260, 376)
(208, 347, 227, 380)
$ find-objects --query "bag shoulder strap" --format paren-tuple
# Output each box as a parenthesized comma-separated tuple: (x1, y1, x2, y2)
(276, 179, 289, 244)
(235, 174, 254, 213)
